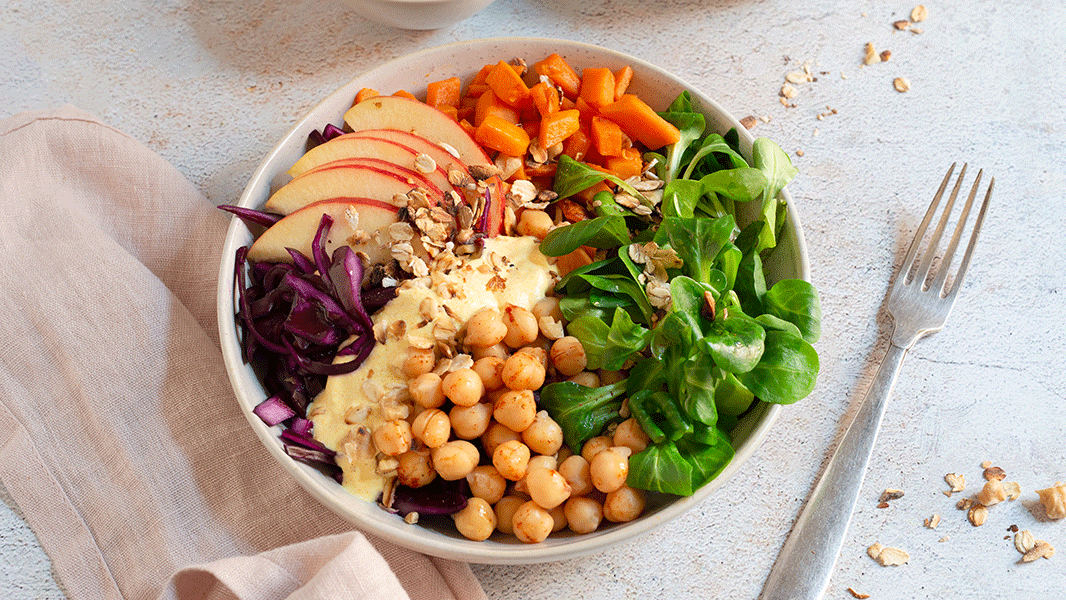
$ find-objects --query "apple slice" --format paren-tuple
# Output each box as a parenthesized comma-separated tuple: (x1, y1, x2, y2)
(343, 96, 492, 169)
(266, 160, 444, 215)
(477, 176, 507, 237)
(347, 128, 471, 176)
(248, 198, 399, 266)
(287, 136, 455, 193)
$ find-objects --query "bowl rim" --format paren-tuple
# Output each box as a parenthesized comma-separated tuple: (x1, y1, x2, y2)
(216, 36, 809, 564)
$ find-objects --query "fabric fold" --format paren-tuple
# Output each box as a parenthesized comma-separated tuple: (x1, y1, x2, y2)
(0, 106, 486, 600)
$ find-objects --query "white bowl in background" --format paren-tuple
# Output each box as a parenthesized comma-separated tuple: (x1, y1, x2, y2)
(217, 37, 810, 564)
(339, 0, 498, 30)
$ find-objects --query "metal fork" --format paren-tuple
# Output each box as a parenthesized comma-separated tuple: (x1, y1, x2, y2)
(759, 164, 994, 600)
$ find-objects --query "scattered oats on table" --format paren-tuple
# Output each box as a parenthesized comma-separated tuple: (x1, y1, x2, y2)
(983, 466, 1006, 481)
(1035, 482, 1066, 519)
(847, 588, 871, 599)
(868, 544, 910, 567)
(968, 503, 989, 527)
(911, 5, 928, 22)
(924, 513, 941, 529)
(893, 77, 911, 93)
(944, 472, 966, 496)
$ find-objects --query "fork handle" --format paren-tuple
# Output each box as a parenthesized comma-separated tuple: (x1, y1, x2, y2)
(759, 341, 909, 600)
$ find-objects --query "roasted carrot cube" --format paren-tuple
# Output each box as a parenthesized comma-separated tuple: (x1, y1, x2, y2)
(426, 77, 462, 108)
(530, 81, 561, 117)
(475, 114, 531, 157)
(579, 67, 616, 110)
(539, 109, 581, 150)
(533, 53, 582, 98)
(486, 60, 532, 108)
(613, 66, 634, 100)
(354, 87, 380, 104)
(599, 94, 682, 150)
(590, 115, 629, 157)
(475, 89, 519, 126)
(604, 147, 644, 180)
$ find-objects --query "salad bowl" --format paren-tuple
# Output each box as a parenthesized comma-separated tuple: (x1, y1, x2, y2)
(217, 37, 811, 564)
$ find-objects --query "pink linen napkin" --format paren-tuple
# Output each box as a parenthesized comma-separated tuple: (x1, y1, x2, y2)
(0, 106, 488, 600)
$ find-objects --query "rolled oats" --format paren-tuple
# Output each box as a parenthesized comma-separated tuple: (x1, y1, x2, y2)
(976, 479, 1007, 506)
(863, 42, 881, 65)
(413, 153, 436, 174)
(924, 513, 941, 529)
(868, 543, 909, 566)
(968, 503, 988, 526)
(847, 588, 871, 599)
(911, 5, 928, 22)
(739, 115, 758, 129)
(894, 19, 911, 30)
(1003, 481, 1021, 500)
(1022, 539, 1055, 562)
(1014, 530, 1036, 554)
(945, 472, 966, 495)
(893, 77, 911, 93)
(867, 542, 885, 560)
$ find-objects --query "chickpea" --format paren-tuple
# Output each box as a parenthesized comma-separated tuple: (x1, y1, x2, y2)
(372, 419, 412, 456)
(492, 439, 531, 481)
(431, 440, 479, 481)
(409, 372, 446, 409)
(515, 209, 554, 239)
(612, 417, 651, 454)
(396, 449, 436, 488)
(525, 468, 572, 510)
(493, 389, 537, 432)
(471, 356, 505, 391)
(449, 402, 493, 440)
(580, 435, 613, 463)
(402, 347, 436, 379)
(453, 497, 497, 541)
(531, 296, 563, 323)
(526, 454, 558, 472)
(411, 408, 450, 448)
(603, 485, 645, 523)
(502, 305, 539, 348)
(557, 454, 594, 497)
(564, 496, 603, 534)
(512, 500, 554, 543)
(501, 351, 546, 391)
(494, 495, 525, 535)
(442, 368, 485, 407)
(466, 465, 507, 504)
(516, 344, 550, 368)
(598, 369, 627, 385)
(568, 371, 600, 387)
(470, 342, 509, 361)
(464, 308, 507, 347)
(522, 410, 564, 456)
(548, 503, 568, 532)
(590, 446, 631, 493)
(550, 336, 587, 377)
(481, 421, 521, 458)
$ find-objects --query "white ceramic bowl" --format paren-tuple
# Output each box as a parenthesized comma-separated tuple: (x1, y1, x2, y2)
(339, 0, 498, 30)
(217, 37, 810, 564)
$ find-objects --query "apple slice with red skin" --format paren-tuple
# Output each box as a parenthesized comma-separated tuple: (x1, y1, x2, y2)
(343, 96, 492, 169)
(287, 136, 455, 193)
(266, 160, 444, 215)
(248, 198, 398, 266)
(291, 128, 471, 183)
(478, 176, 507, 237)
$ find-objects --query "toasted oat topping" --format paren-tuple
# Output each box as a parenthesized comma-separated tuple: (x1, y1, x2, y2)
(868, 543, 909, 566)
(911, 5, 928, 22)
(893, 77, 911, 93)
(976, 479, 1007, 507)
(983, 466, 1007, 481)
(944, 472, 966, 496)
(968, 503, 988, 527)
(1022, 539, 1056, 562)
(1014, 530, 1037, 554)
(847, 588, 871, 599)
(1035, 482, 1066, 519)
(924, 513, 941, 529)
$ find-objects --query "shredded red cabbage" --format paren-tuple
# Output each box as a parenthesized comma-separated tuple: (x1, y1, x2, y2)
(391, 478, 470, 517)
(307, 123, 347, 148)
(230, 211, 397, 480)
(219, 204, 283, 228)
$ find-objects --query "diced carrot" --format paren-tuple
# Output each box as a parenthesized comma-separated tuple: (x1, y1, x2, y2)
(555, 246, 595, 277)
(533, 53, 582, 98)
(475, 114, 531, 157)
(525, 162, 558, 178)
(438, 105, 459, 121)
(522, 119, 540, 141)
(475, 89, 519, 126)
(470, 64, 494, 86)
(426, 77, 462, 108)
(604, 147, 644, 180)
(539, 109, 581, 150)
(486, 60, 532, 108)
(464, 83, 490, 98)
(590, 115, 628, 157)
(392, 89, 418, 101)
(573, 181, 612, 205)
(579, 67, 616, 110)
(613, 66, 634, 100)
(530, 82, 560, 117)
(573, 96, 598, 129)
(354, 87, 380, 104)
(599, 94, 682, 150)
(562, 127, 593, 162)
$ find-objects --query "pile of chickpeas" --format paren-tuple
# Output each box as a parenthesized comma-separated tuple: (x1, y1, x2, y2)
(370, 296, 652, 543)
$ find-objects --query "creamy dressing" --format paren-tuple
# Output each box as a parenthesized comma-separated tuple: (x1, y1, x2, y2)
(307, 235, 558, 500)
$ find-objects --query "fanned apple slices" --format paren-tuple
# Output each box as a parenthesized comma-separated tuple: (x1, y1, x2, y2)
(248, 198, 399, 265)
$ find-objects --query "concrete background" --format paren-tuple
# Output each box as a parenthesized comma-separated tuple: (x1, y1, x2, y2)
(3, 0, 1064, 597)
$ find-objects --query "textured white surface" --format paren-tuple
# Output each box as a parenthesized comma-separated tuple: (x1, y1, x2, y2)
(3, 0, 1065, 598)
